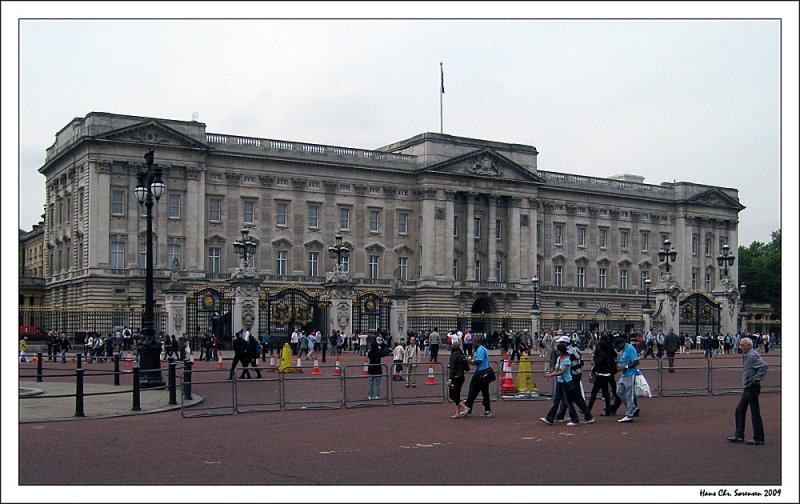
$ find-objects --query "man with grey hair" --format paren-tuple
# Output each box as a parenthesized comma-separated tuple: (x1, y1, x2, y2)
(727, 337, 768, 445)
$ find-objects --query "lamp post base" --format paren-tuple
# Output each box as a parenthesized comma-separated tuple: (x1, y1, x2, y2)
(138, 343, 165, 388)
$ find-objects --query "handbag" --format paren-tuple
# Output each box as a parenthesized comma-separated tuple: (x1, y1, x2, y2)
(477, 366, 496, 383)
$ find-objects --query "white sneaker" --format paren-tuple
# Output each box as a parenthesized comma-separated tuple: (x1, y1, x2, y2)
(618, 416, 634, 423)
(566, 421, 580, 427)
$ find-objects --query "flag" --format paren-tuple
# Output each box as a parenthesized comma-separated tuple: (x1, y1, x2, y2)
(440, 62, 445, 94)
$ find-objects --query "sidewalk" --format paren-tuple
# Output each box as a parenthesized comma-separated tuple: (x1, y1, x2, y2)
(18, 380, 203, 423)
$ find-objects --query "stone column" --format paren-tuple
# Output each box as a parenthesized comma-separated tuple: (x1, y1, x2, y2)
(444, 190, 456, 280)
(713, 278, 740, 336)
(420, 189, 437, 280)
(387, 290, 410, 344)
(509, 197, 522, 284)
(651, 273, 682, 334)
(487, 195, 498, 282)
(323, 280, 355, 339)
(162, 283, 188, 340)
(466, 193, 475, 281)
(530, 310, 541, 335)
(228, 277, 262, 336)
(528, 198, 539, 282)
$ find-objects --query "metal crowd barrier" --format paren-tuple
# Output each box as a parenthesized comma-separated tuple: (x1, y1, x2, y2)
(343, 363, 390, 408)
(282, 365, 344, 410)
(389, 361, 446, 406)
(659, 355, 711, 397)
(180, 368, 235, 418)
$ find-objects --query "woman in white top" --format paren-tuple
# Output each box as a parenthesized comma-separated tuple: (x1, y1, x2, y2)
(392, 341, 405, 380)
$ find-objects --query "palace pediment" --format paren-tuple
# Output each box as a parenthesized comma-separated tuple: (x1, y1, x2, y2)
(685, 188, 745, 211)
(93, 120, 208, 150)
(418, 148, 544, 184)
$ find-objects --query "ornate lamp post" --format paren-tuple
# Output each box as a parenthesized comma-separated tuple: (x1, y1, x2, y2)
(232, 227, 259, 274)
(328, 233, 349, 271)
(658, 239, 678, 274)
(716, 244, 735, 277)
(643, 278, 652, 310)
(134, 150, 165, 388)
(530, 276, 540, 312)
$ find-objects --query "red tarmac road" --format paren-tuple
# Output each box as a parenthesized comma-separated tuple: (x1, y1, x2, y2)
(18, 354, 783, 488)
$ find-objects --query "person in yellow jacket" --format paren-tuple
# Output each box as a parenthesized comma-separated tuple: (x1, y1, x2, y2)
(19, 337, 30, 362)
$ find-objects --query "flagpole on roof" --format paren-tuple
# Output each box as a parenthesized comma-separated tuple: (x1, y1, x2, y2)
(440, 62, 444, 134)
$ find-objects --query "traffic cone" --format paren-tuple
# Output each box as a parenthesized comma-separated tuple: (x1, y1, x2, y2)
(426, 363, 436, 385)
(333, 356, 342, 376)
(125, 351, 133, 366)
(312, 358, 321, 375)
(501, 358, 518, 394)
(269, 353, 277, 370)
(32, 356, 38, 363)
(296, 355, 303, 373)
(217, 351, 224, 369)
(362, 357, 369, 376)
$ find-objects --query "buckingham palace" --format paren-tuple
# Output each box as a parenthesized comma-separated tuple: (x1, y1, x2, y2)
(34, 112, 746, 343)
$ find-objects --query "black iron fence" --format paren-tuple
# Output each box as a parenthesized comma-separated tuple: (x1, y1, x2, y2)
(18, 306, 167, 342)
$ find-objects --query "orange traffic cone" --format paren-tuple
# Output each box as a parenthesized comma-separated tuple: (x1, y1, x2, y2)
(501, 359, 518, 394)
(426, 363, 436, 385)
(296, 355, 303, 373)
(217, 351, 224, 369)
(312, 358, 321, 375)
(269, 353, 277, 370)
(32, 356, 38, 363)
(125, 351, 133, 366)
(362, 357, 369, 376)
(333, 356, 342, 376)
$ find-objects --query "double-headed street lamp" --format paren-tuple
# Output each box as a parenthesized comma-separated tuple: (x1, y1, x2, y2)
(328, 233, 349, 270)
(716, 244, 736, 277)
(134, 150, 165, 388)
(658, 239, 678, 274)
(530, 276, 540, 312)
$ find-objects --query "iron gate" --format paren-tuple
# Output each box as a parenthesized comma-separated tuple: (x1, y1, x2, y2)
(679, 292, 721, 337)
(259, 285, 326, 352)
(353, 290, 390, 334)
(187, 286, 233, 350)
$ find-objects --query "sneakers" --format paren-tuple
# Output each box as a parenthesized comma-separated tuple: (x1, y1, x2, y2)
(746, 440, 764, 445)
(617, 416, 634, 423)
(553, 419, 566, 423)
(539, 417, 553, 425)
(581, 418, 595, 424)
(566, 421, 580, 426)
(461, 408, 472, 418)
(480, 411, 493, 418)
(727, 436, 745, 443)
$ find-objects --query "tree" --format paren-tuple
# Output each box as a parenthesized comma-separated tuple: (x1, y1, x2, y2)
(738, 229, 781, 319)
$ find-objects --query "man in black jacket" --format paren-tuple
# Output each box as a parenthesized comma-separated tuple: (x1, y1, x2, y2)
(663, 328, 680, 373)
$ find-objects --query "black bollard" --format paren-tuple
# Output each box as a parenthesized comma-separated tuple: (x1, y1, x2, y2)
(114, 354, 121, 386)
(183, 359, 192, 400)
(322, 340, 327, 363)
(36, 352, 43, 382)
(74, 366, 85, 417)
(76, 352, 83, 368)
(131, 366, 141, 411)
(168, 358, 177, 405)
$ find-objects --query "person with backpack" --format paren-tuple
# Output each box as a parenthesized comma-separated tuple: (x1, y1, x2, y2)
(122, 326, 133, 351)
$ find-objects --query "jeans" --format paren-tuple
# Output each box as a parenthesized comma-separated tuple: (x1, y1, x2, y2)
(368, 375, 382, 398)
(405, 364, 417, 386)
(545, 380, 578, 423)
(430, 344, 439, 362)
(735, 384, 764, 442)
(556, 378, 593, 421)
(616, 375, 638, 418)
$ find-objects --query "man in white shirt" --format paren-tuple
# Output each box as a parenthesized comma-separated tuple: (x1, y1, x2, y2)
(404, 336, 420, 387)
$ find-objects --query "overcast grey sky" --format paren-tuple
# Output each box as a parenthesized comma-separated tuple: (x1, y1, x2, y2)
(9, 7, 792, 248)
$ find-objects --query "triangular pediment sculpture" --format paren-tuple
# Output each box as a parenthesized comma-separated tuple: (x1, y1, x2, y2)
(94, 120, 208, 150)
(418, 148, 544, 184)
(685, 188, 745, 211)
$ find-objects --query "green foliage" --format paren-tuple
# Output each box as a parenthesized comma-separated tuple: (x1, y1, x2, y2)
(737, 229, 781, 319)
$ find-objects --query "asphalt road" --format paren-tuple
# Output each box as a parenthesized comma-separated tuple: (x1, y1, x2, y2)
(14, 349, 789, 502)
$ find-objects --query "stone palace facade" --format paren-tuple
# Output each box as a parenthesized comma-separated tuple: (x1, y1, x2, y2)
(37, 112, 745, 334)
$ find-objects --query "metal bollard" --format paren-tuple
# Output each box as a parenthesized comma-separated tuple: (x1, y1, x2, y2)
(322, 340, 327, 363)
(76, 353, 83, 368)
(36, 352, 43, 382)
(114, 354, 121, 386)
(168, 358, 177, 405)
(132, 366, 141, 411)
(75, 366, 85, 417)
(183, 359, 192, 400)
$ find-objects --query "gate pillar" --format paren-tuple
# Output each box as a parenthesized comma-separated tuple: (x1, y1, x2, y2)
(387, 289, 409, 343)
(322, 280, 355, 340)
(229, 278, 262, 336)
(713, 277, 741, 337)
(652, 273, 682, 334)
(163, 281, 188, 339)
